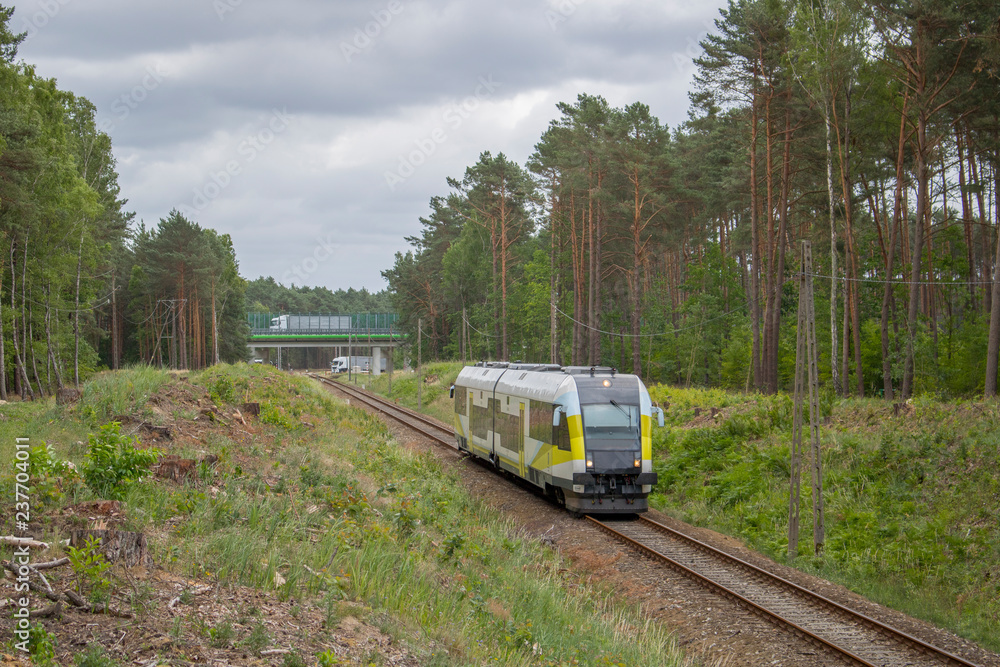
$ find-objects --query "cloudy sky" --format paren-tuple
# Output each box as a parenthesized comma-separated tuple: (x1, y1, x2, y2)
(16, 0, 726, 293)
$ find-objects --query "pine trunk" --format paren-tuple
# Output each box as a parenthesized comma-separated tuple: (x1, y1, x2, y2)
(74, 231, 84, 389)
(902, 110, 929, 400)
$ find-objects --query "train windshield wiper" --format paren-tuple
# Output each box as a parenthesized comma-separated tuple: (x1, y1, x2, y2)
(610, 399, 632, 428)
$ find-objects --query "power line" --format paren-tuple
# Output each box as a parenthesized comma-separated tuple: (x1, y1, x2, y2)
(552, 303, 743, 338)
(22, 291, 115, 314)
(463, 313, 498, 339)
(807, 271, 995, 287)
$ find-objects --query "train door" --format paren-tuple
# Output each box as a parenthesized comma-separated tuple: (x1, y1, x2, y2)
(519, 402, 526, 477)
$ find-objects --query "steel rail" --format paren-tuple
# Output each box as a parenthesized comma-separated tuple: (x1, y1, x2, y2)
(589, 515, 981, 667)
(311, 373, 981, 667)
(309, 374, 456, 449)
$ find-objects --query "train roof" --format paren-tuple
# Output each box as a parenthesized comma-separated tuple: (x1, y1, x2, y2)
(470, 362, 619, 376)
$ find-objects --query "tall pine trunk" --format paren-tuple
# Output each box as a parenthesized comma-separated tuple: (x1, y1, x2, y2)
(74, 230, 84, 389)
(825, 102, 841, 395)
(749, 88, 762, 389)
(881, 97, 908, 400)
(985, 144, 1000, 397)
(0, 245, 6, 401)
(902, 110, 929, 399)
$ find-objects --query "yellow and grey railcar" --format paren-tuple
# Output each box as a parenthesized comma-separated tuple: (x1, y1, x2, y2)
(451, 362, 662, 514)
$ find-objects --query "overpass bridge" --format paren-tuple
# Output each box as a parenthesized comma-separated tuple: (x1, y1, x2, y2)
(247, 313, 403, 374)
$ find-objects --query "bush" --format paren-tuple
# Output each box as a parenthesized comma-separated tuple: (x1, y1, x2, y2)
(81, 422, 159, 500)
(29, 443, 80, 505)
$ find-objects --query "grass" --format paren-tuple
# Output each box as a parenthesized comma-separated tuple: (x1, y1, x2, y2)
(1, 363, 691, 666)
(77, 365, 170, 425)
(647, 389, 1000, 651)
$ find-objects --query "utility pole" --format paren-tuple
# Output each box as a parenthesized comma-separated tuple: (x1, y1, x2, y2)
(790, 240, 824, 558)
(461, 307, 466, 365)
(417, 317, 422, 411)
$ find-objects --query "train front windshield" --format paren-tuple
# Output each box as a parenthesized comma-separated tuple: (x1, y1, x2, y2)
(581, 403, 640, 441)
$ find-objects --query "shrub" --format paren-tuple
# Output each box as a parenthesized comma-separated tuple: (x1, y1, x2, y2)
(67, 534, 113, 601)
(73, 644, 122, 667)
(81, 422, 159, 500)
(29, 443, 80, 505)
(26, 623, 57, 666)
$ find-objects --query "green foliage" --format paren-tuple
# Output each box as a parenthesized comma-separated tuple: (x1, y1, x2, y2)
(259, 403, 295, 429)
(651, 390, 1000, 650)
(207, 621, 235, 647)
(317, 650, 342, 666)
(67, 534, 113, 600)
(81, 422, 159, 500)
(26, 623, 57, 666)
(73, 644, 123, 667)
(209, 374, 236, 404)
(241, 621, 271, 654)
(127, 211, 249, 366)
(28, 443, 80, 505)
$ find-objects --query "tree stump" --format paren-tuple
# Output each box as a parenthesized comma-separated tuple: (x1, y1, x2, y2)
(154, 455, 197, 481)
(70, 529, 153, 567)
(242, 402, 260, 417)
(56, 388, 81, 405)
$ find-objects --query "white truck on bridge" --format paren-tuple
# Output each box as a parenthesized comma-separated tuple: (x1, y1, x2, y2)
(269, 315, 352, 331)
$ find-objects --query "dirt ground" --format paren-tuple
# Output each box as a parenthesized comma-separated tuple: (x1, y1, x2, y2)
(0, 378, 425, 667)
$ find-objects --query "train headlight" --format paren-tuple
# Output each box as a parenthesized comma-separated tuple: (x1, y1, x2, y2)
(586, 457, 594, 470)
(633, 458, 641, 468)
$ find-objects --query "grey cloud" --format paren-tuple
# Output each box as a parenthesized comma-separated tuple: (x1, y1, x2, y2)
(18, 0, 727, 290)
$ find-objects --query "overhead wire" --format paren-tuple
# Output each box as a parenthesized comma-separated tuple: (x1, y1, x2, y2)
(552, 302, 743, 339)
(806, 271, 995, 287)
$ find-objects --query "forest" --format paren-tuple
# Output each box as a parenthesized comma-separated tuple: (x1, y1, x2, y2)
(0, 10, 249, 398)
(245, 278, 391, 315)
(383, 0, 1000, 398)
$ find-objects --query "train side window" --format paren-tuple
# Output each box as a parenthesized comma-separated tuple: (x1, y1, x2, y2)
(472, 398, 490, 440)
(554, 414, 571, 452)
(454, 386, 467, 414)
(529, 402, 552, 442)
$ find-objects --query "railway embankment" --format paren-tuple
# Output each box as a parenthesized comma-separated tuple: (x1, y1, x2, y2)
(646, 386, 1000, 653)
(356, 364, 1000, 658)
(0, 364, 689, 666)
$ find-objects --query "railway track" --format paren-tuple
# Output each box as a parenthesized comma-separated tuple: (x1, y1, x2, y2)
(309, 372, 986, 667)
(308, 374, 456, 449)
(590, 515, 982, 667)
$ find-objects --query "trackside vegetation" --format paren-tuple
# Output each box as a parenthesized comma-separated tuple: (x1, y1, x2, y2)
(0, 364, 689, 666)
(647, 386, 1000, 651)
(363, 363, 1000, 652)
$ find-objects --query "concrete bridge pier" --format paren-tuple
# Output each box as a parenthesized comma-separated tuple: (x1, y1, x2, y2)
(372, 346, 382, 376)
